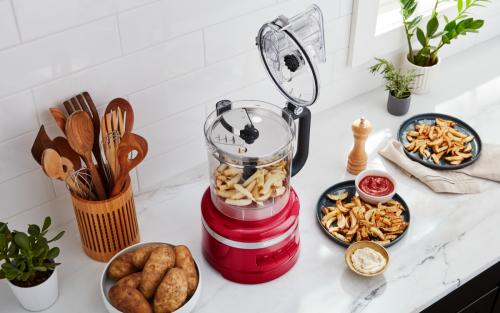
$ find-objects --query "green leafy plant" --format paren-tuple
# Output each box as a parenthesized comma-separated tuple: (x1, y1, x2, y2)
(369, 58, 421, 99)
(399, 0, 488, 67)
(0, 217, 64, 283)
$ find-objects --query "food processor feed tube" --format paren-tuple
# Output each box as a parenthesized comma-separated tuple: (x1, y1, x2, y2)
(201, 5, 325, 284)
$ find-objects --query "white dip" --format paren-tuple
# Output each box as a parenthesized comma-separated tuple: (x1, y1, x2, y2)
(351, 247, 386, 274)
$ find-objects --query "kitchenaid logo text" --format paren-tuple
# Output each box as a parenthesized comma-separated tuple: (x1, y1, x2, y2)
(263, 238, 283, 247)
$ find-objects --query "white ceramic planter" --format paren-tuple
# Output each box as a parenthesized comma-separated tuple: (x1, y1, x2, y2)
(402, 53, 441, 95)
(7, 264, 59, 311)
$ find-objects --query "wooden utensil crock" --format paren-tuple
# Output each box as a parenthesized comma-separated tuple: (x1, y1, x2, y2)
(347, 117, 372, 175)
(70, 178, 140, 262)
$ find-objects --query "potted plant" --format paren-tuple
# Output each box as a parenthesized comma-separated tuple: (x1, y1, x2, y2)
(369, 58, 421, 116)
(399, 0, 488, 94)
(0, 217, 64, 311)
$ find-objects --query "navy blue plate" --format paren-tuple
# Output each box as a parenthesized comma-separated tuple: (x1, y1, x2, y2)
(316, 180, 410, 248)
(397, 113, 482, 170)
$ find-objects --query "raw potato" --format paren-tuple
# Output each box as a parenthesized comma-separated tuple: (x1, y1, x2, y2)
(117, 272, 142, 289)
(133, 244, 162, 269)
(173, 246, 199, 298)
(109, 284, 152, 313)
(154, 268, 188, 313)
(139, 245, 176, 300)
(109, 253, 140, 281)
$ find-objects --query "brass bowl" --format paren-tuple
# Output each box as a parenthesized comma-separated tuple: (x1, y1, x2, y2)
(345, 241, 390, 277)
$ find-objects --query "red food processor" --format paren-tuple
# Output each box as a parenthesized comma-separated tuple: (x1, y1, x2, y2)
(201, 5, 326, 284)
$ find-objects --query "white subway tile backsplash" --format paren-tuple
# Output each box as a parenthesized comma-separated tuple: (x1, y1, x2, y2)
(12, 0, 157, 41)
(204, 0, 340, 65)
(318, 55, 334, 87)
(0, 130, 39, 183)
(118, 0, 275, 55)
(339, 0, 354, 16)
(33, 32, 204, 125)
(324, 14, 352, 55)
(0, 0, 20, 50)
(0, 169, 55, 220)
(130, 168, 139, 193)
(52, 178, 68, 198)
(135, 105, 205, 160)
(129, 50, 267, 127)
(137, 138, 205, 189)
(0, 91, 39, 142)
(0, 17, 121, 99)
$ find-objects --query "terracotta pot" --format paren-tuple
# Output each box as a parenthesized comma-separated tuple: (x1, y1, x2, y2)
(6, 259, 58, 311)
(402, 53, 441, 95)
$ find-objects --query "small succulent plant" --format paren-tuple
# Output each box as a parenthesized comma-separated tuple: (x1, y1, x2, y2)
(0, 217, 64, 283)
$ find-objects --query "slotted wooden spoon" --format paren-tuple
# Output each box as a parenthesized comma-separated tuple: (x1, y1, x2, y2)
(66, 111, 107, 200)
(109, 132, 148, 198)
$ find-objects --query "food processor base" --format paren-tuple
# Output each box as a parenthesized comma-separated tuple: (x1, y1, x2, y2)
(201, 187, 301, 284)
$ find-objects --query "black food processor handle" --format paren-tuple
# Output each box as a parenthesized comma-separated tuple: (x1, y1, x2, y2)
(283, 103, 311, 177)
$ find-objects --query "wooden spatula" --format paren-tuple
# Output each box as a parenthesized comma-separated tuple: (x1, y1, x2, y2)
(41, 149, 97, 201)
(109, 132, 148, 198)
(31, 125, 59, 165)
(49, 108, 67, 137)
(52, 136, 82, 172)
(66, 111, 107, 200)
(105, 98, 134, 133)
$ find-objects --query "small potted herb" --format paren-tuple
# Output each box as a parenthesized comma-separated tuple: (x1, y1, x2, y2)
(0, 217, 64, 311)
(399, 0, 488, 94)
(369, 58, 421, 116)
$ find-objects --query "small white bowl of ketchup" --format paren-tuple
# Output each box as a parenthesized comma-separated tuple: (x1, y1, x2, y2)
(355, 169, 397, 205)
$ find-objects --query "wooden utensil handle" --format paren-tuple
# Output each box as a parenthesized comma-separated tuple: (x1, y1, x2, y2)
(84, 154, 107, 200)
(110, 173, 127, 198)
(64, 174, 98, 201)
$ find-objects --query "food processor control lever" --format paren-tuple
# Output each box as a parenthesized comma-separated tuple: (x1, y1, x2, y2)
(283, 102, 311, 177)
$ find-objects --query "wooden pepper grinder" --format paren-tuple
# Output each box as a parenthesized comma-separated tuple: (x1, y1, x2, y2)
(347, 117, 372, 175)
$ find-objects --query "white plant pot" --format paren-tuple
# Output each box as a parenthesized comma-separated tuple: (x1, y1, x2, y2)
(402, 53, 441, 95)
(6, 264, 59, 311)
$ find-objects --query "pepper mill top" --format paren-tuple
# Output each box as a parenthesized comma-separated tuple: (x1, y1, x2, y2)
(347, 117, 372, 175)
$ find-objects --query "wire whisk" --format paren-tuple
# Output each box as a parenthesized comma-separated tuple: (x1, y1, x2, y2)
(100, 130, 123, 192)
(65, 168, 95, 201)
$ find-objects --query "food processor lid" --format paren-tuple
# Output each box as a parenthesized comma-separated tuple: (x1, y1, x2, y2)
(256, 5, 326, 107)
(208, 100, 294, 161)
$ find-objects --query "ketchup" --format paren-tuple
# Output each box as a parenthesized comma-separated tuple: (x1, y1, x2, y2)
(359, 176, 394, 197)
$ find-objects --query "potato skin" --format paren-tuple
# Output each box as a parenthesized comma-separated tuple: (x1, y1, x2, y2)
(109, 284, 152, 313)
(153, 268, 188, 313)
(173, 245, 198, 298)
(139, 245, 175, 300)
(117, 272, 142, 289)
(133, 244, 161, 269)
(109, 253, 140, 281)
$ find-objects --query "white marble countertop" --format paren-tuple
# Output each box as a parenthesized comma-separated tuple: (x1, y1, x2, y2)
(2, 37, 500, 313)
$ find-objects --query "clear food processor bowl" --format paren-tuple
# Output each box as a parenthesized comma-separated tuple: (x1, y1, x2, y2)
(204, 100, 296, 221)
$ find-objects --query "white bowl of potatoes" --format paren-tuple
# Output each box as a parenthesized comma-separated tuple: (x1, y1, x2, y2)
(100, 242, 202, 313)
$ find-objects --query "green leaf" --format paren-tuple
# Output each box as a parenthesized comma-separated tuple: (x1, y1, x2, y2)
(464, 29, 479, 33)
(416, 27, 426, 47)
(430, 31, 446, 39)
(0, 234, 8, 250)
(46, 247, 60, 259)
(456, 15, 468, 20)
(2, 262, 19, 274)
(33, 237, 47, 251)
(14, 232, 29, 250)
(0, 223, 8, 235)
(407, 15, 422, 30)
(5, 272, 19, 280)
(442, 34, 451, 44)
(450, 29, 458, 38)
(19, 262, 25, 272)
(444, 21, 457, 32)
(466, 0, 471, 6)
(468, 20, 484, 29)
(407, 33, 414, 38)
(428, 46, 438, 50)
(22, 272, 30, 281)
(421, 54, 431, 58)
(33, 266, 47, 272)
(0, 269, 5, 279)
(407, 1, 418, 16)
(427, 17, 439, 37)
(470, 3, 486, 7)
(458, 0, 463, 12)
(48, 231, 64, 243)
(32, 248, 45, 257)
(28, 224, 40, 238)
(42, 217, 51, 233)
(443, 15, 449, 24)
(42, 262, 61, 267)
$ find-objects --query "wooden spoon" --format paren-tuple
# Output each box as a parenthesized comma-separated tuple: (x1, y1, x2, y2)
(49, 108, 67, 137)
(66, 111, 107, 200)
(31, 125, 59, 165)
(52, 137, 81, 172)
(41, 149, 97, 201)
(105, 98, 134, 133)
(109, 132, 148, 198)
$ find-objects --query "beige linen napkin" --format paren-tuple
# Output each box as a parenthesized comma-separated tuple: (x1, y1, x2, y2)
(379, 140, 500, 194)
